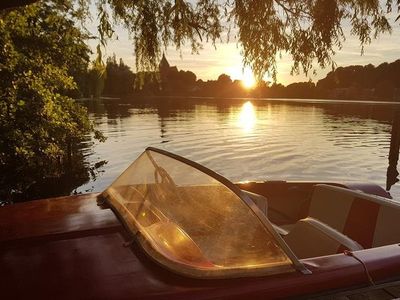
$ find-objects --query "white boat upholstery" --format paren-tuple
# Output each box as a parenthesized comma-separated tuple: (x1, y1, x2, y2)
(309, 185, 354, 232)
(283, 217, 363, 259)
(309, 184, 400, 248)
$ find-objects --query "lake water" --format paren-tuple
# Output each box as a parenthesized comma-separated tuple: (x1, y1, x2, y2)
(76, 97, 400, 200)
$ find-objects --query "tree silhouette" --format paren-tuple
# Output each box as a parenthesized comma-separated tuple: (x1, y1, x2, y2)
(2, 0, 399, 80)
(101, 0, 400, 81)
(103, 55, 135, 96)
(316, 60, 400, 100)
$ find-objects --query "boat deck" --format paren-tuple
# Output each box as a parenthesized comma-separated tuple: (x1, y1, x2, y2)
(312, 281, 400, 299)
(1, 193, 400, 300)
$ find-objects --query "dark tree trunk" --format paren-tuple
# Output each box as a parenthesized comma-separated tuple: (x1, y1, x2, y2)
(386, 109, 400, 190)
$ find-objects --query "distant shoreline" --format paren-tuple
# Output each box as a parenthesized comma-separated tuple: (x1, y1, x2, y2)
(84, 95, 400, 106)
(76, 96, 121, 101)
(152, 95, 400, 105)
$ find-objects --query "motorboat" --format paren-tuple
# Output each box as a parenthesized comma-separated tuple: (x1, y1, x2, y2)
(1, 147, 400, 299)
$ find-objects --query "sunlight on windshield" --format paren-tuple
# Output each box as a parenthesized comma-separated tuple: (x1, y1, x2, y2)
(102, 148, 295, 278)
(237, 101, 257, 132)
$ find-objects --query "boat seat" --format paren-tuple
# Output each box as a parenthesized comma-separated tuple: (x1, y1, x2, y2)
(309, 184, 400, 248)
(283, 217, 363, 259)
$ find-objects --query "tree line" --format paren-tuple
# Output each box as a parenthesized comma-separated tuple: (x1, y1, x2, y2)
(88, 58, 400, 101)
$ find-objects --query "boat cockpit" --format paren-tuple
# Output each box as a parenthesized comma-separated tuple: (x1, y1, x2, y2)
(101, 147, 400, 279)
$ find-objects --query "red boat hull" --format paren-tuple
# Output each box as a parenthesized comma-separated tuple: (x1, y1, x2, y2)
(1, 192, 400, 299)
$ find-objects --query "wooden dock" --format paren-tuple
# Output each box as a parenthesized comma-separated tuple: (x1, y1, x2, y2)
(311, 281, 400, 299)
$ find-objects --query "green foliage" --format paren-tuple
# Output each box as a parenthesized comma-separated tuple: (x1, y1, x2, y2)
(0, 3, 103, 201)
(103, 55, 135, 96)
(82, 55, 135, 97)
(85, 61, 107, 98)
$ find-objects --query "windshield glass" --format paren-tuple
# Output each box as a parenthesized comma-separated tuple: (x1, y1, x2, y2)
(102, 148, 297, 278)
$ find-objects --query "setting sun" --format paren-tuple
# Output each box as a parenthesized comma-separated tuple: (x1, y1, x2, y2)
(241, 69, 256, 89)
(224, 65, 256, 89)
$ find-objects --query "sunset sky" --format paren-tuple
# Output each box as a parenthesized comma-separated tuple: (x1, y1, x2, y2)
(88, 15, 400, 85)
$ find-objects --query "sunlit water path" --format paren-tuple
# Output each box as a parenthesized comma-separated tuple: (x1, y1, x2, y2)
(77, 98, 400, 200)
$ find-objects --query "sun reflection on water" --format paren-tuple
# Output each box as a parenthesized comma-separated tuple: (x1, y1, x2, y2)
(237, 101, 257, 132)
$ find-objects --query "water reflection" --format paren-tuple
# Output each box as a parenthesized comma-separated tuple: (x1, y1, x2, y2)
(77, 98, 400, 200)
(237, 101, 257, 132)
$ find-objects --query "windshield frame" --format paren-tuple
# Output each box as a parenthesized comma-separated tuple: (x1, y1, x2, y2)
(101, 147, 310, 278)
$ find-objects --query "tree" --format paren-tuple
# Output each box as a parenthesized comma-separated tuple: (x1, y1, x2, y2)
(92, 0, 399, 81)
(86, 61, 106, 98)
(0, 3, 103, 201)
(285, 82, 316, 98)
(102, 55, 135, 96)
(217, 74, 233, 85)
(316, 59, 400, 100)
(2, 1, 399, 81)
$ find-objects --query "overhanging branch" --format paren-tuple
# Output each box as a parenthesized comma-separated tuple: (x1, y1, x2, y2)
(0, 0, 39, 10)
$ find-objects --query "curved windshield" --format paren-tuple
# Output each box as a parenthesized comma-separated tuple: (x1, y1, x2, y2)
(102, 148, 299, 278)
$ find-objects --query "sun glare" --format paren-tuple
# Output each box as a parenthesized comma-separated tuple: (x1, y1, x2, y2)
(237, 101, 257, 132)
(241, 70, 256, 89)
(225, 66, 256, 89)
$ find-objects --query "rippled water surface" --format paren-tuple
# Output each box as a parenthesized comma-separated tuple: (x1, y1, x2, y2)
(77, 98, 400, 200)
